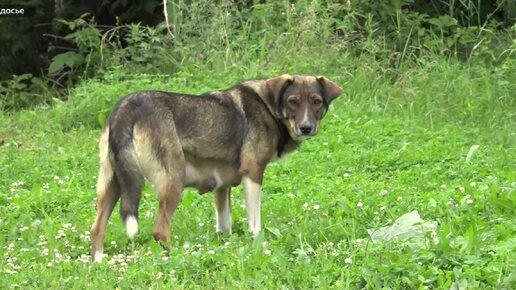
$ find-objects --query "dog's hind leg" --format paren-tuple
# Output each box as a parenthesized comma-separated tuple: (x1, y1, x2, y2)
(151, 149, 185, 244)
(91, 130, 121, 262)
(152, 177, 183, 244)
(132, 122, 185, 245)
(214, 187, 232, 234)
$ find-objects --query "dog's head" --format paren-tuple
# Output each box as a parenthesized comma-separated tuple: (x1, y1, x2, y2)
(265, 74, 342, 141)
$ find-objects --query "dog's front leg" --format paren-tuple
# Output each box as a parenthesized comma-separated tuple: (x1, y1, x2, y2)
(214, 187, 232, 234)
(243, 176, 262, 237)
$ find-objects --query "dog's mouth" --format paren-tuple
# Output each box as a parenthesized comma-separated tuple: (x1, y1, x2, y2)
(284, 118, 319, 141)
(291, 128, 318, 141)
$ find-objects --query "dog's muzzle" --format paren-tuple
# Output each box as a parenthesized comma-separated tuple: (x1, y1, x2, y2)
(298, 120, 315, 136)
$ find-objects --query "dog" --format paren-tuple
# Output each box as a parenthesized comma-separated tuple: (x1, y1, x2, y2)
(90, 74, 342, 262)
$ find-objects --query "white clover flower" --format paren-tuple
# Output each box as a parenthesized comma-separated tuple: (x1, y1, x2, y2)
(356, 202, 364, 208)
(55, 230, 66, 239)
(313, 204, 320, 210)
(11, 181, 24, 187)
(207, 250, 215, 255)
(440, 184, 447, 189)
(344, 257, 352, 264)
(264, 249, 271, 256)
(77, 254, 90, 263)
(469, 181, 477, 187)
(379, 189, 389, 196)
(459, 186, 465, 193)
(302, 202, 309, 210)
(4, 269, 18, 275)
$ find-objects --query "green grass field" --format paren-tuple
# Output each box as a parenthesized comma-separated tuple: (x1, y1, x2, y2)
(1, 59, 515, 289)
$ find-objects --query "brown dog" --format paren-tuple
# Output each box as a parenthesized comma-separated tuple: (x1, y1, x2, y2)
(90, 74, 342, 261)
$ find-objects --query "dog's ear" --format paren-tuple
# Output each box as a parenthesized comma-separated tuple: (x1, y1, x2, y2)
(264, 74, 294, 115)
(316, 76, 342, 104)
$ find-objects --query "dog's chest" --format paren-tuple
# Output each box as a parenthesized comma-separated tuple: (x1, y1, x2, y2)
(183, 162, 241, 193)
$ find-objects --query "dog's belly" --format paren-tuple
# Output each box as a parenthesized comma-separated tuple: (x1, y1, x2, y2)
(183, 161, 241, 194)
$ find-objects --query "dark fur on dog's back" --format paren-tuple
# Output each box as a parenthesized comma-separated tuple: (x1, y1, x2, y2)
(107, 89, 258, 222)
(90, 75, 342, 262)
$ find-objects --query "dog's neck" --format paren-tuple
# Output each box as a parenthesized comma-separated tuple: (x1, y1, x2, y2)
(265, 105, 303, 158)
(239, 82, 303, 158)
(275, 118, 293, 157)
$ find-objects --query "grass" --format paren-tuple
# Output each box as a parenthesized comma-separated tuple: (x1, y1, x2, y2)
(0, 56, 515, 289)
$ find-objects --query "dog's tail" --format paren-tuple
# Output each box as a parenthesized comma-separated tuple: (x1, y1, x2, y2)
(108, 97, 145, 239)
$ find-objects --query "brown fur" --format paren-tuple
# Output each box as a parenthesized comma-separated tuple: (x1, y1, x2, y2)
(90, 74, 342, 260)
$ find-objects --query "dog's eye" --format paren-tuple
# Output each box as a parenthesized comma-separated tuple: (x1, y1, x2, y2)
(313, 98, 323, 106)
(287, 98, 299, 106)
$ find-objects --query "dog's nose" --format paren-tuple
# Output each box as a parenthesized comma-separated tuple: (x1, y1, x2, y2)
(299, 125, 313, 135)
